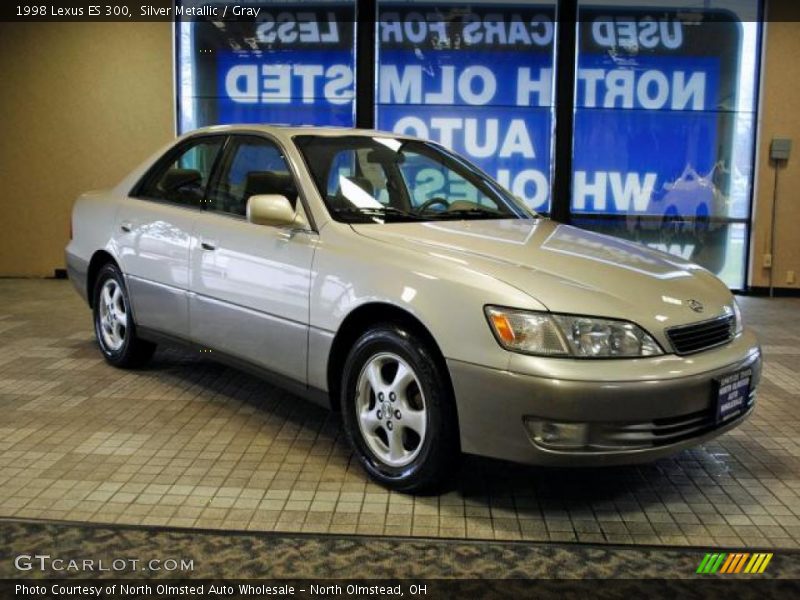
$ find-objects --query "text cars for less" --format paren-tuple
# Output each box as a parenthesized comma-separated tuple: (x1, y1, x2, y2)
(66, 125, 761, 492)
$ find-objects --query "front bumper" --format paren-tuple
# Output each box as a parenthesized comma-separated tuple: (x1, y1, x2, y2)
(449, 329, 762, 466)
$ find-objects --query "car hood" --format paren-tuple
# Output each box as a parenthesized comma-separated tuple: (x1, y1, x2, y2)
(351, 218, 734, 331)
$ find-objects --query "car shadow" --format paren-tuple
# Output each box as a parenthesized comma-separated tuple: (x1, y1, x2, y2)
(458, 454, 679, 507)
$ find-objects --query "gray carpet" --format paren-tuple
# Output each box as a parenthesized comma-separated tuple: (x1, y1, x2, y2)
(1, 518, 799, 580)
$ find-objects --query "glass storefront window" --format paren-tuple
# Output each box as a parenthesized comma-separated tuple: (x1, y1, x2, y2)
(176, 0, 356, 133)
(172, 1, 762, 290)
(375, 1, 557, 213)
(571, 0, 762, 288)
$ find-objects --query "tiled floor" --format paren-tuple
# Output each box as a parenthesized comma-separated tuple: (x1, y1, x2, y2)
(1, 279, 799, 548)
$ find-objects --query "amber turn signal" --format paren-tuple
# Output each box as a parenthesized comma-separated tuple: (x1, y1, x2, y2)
(490, 313, 516, 344)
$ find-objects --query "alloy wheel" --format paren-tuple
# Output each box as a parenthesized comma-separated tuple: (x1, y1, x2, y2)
(98, 279, 128, 351)
(355, 352, 427, 467)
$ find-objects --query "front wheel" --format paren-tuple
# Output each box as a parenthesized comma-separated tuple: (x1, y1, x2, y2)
(341, 325, 460, 493)
(93, 263, 156, 368)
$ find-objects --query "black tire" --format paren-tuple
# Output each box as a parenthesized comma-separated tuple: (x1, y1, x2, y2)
(92, 263, 156, 368)
(341, 324, 460, 493)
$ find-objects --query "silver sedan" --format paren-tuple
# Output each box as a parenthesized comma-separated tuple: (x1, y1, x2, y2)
(65, 125, 761, 492)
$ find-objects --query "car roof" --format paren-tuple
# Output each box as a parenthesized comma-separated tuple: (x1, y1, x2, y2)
(185, 123, 421, 141)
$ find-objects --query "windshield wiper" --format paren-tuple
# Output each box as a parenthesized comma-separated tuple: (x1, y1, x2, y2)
(430, 207, 505, 219)
(332, 206, 426, 221)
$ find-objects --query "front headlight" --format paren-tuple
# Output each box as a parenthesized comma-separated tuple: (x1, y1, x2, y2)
(733, 299, 743, 335)
(485, 306, 663, 358)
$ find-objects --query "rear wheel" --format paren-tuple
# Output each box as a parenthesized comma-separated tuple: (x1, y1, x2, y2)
(341, 325, 459, 493)
(92, 263, 156, 368)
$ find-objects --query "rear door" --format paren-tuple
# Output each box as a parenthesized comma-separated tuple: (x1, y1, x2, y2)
(189, 134, 317, 383)
(115, 135, 225, 339)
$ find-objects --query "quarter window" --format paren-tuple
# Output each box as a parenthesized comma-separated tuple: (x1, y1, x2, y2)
(136, 137, 223, 206)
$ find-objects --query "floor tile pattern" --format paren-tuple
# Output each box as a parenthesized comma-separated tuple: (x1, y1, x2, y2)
(1, 280, 799, 548)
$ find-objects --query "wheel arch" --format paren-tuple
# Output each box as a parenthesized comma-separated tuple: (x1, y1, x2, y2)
(86, 250, 120, 308)
(326, 302, 455, 415)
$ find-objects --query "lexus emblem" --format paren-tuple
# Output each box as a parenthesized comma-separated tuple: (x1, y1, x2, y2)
(687, 299, 704, 313)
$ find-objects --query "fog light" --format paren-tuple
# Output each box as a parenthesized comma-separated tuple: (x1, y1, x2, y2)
(525, 419, 589, 450)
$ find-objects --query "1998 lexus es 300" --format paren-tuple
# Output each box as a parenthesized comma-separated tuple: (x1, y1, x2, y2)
(66, 125, 761, 492)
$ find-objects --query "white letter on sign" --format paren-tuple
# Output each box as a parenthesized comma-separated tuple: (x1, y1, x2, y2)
(226, 66, 258, 103)
(573, 171, 608, 211)
(499, 120, 535, 158)
(459, 66, 496, 105)
(324, 65, 353, 105)
(516, 67, 552, 107)
(379, 65, 422, 103)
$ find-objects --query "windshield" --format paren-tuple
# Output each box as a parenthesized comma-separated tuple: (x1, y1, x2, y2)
(294, 135, 537, 224)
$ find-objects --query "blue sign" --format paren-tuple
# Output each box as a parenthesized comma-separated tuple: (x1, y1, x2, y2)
(378, 48, 554, 211)
(572, 53, 721, 216)
(376, 5, 556, 212)
(177, 2, 356, 131)
(196, 4, 742, 224)
(375, 5, 738, 221)
(216, 49, 354, 126)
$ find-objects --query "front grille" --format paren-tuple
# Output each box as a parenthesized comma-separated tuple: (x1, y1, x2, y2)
(666, 314, 735, 355)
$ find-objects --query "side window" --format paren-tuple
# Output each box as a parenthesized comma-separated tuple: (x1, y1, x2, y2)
(137, 137, 223, 206)
(207, 137, 297, 216)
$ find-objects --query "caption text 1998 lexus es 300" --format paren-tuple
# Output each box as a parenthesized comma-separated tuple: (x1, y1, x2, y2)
(66, 125, 761, 492)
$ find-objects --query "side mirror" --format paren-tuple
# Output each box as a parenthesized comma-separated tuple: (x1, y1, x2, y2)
(247, 194, 303, 228)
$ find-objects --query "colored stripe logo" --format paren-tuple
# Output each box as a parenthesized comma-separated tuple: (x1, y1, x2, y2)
(697, 552, 773, 574)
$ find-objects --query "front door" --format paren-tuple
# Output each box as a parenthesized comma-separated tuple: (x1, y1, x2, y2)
(189, 135, 316, 383)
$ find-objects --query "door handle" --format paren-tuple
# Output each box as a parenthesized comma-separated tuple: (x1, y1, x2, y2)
(120, 222, 132, 233)
(200, 240, 217, 251)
